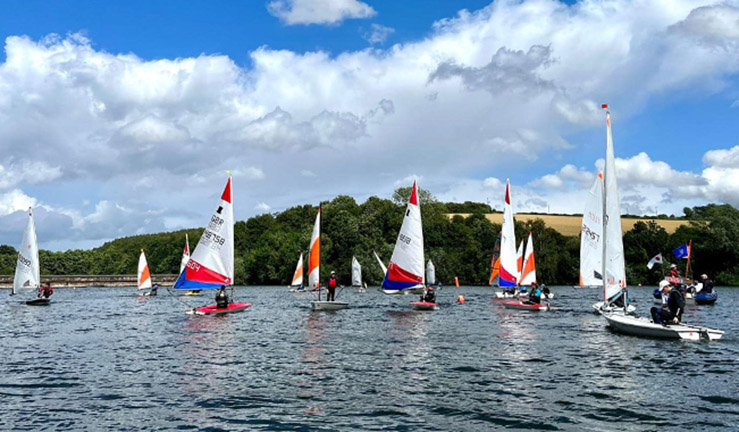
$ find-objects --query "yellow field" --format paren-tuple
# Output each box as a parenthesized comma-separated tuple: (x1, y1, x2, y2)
(447, 213, 688, 237)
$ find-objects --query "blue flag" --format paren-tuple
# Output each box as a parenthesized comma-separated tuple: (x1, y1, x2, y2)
(673, 244, 690, 259)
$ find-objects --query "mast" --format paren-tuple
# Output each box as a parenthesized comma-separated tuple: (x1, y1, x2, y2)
(684, 239, 693, 280)
(601, 105, 609, 307)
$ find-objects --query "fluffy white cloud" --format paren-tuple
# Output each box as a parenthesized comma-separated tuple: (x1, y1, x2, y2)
(255, 202, 272, 212)
(1, 0, 739, 249)
(267, 0, 376, 25)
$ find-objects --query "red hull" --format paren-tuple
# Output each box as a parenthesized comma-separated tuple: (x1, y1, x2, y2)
(192, 302, 251, 315)
(410, 301, 438, 310)
(501, 300, 548, 311)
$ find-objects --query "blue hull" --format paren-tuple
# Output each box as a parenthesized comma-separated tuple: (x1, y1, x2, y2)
(695, 292, 717, 305)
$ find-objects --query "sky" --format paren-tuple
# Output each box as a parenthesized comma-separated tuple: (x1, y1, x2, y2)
(0, 0, 738, 251)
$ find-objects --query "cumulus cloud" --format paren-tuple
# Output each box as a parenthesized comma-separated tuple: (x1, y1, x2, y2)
(1, 0, 739, 249)
(267, 0, 376, 25)
(363, 24, 395, 44)
(255, 202, 272, 212)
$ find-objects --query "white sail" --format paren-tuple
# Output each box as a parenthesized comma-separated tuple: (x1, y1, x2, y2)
(499, 179, 518, 287)
(179, 234, 190, 275)
(382, 181, 425, 293)
(520, 232, 536, 286)
(351, 256, 362, 286)
(373, 250, 387, 276)
(308, 209, 321, 289)
(13, 207, 40, 295)
(580, 174, 604, 286)
(138, 250, 153, 290)
(426, 260, 436, 285)
(173, 175, 234, 289)
(603, 109, 626, 302)
(291, 253, 304, 286)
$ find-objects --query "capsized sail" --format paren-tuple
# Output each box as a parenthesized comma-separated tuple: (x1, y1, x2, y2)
(138, 249, 153, 290)
(499, 179, 518, 287)
(308, 208, 321, 289)
(351, 256, 362, 287)
(426, 260, 436, 285)
(179, 234, 190, 275)
(580, 173, 603, 286)
(382, 181, 425, 294)
(374, 250, 388, 276)
(12, 207, 40, 296)
(520, 232, 536, 286)
(603, 108, 626, 303)
(291, 253, 304, 286)
(173, 175, 234, 290)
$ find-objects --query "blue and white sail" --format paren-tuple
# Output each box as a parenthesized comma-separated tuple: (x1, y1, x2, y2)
(382, 181, 425, 294)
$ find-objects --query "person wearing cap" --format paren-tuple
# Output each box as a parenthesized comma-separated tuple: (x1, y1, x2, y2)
(668, 263, 680, 279)
(326, 271, 339, 301)
(699, 274, 714, 294)
(650, 280, 685, 325)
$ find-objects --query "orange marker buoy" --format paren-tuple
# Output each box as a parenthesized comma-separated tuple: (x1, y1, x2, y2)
(456, 295, 466, 304)
(454, 276, 460, 288)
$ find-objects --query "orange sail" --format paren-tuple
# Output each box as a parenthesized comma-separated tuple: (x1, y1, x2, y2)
(308, 208, 321, 288)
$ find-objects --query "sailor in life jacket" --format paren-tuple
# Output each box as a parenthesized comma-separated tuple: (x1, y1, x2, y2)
(326, 271, 339, 302)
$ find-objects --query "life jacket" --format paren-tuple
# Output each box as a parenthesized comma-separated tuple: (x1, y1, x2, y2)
(328, 278, 337, 289)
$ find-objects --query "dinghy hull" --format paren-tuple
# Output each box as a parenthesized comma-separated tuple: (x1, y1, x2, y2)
(190, 302, 251, 316)
(501, 300, 549, 311)
(695, 292, 717, 305)
(311, 301, 349, 311)
(603, 312, 723, 341)
(592, 302, 636, 314)
(410, 301, 438, 311)
(25, 298, 50, 306)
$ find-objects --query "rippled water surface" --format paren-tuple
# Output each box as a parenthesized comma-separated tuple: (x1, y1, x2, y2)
(1, 285, 738, 431)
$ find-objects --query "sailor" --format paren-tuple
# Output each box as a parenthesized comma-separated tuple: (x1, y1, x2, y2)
(526, 282, 542, 305)
(215, 285, 229, 309)
(611, 286, 629, 309)
(424, 286, 436, 303)
(39, 283, 53, 298)
(669, 263, 680, 278)
(326, 271, 339, 302)
(650, 280, 684, 325)
(149, 284, 159, 296)
(541, 284, 551, 298)
(700, 274, 714, 294)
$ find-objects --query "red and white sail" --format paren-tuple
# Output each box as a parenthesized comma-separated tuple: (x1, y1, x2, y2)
(179, 234, 190, 275)
(498, 179, 518, 287)
(516, 240, 524, 281)
(520, 232, 537, 286)
(138, 249, 152, 290)
(292, 253, 304, 286)
(173, 175, 234, 290)
(308, 208, 321, 289)
(382, 181, 425, 293)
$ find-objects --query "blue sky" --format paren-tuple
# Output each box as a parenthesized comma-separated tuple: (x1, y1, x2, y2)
(0, 0, 738, 250)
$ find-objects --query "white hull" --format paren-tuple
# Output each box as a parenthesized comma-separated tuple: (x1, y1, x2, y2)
(602, 313, 723, 341)
(494, 291, 516, 299)
(311, 301, 349, 311)
(592, 302, 636, 314)
(382, 287, 424, 295)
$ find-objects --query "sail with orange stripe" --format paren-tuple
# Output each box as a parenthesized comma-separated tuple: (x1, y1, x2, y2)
(488, 230, 501, 285)
(291, 253, 304, 287)
(520, 232, 536, 286)
(138, 249, 152, 290)
(308, 208, 321, 289)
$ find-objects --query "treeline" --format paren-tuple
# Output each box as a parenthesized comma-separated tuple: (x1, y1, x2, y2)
(0, 190, 737, 286)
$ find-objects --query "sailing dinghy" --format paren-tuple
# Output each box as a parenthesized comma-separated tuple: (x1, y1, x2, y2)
(501, 300, 549, 311)
(309, 208, 349, 311)
(13, 208, 46, 305)
(137, 249, 157, 296)
(352, 256, 365, 292)
(289, 253, 305, 292)
(593, 107, 722, 339)
(174, 175, 251, 315)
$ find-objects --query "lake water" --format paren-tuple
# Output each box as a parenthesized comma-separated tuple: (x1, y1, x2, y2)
(1, 285, 737, 431)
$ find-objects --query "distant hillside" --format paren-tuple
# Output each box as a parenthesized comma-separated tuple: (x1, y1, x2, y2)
(447, 213, 689, 236)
